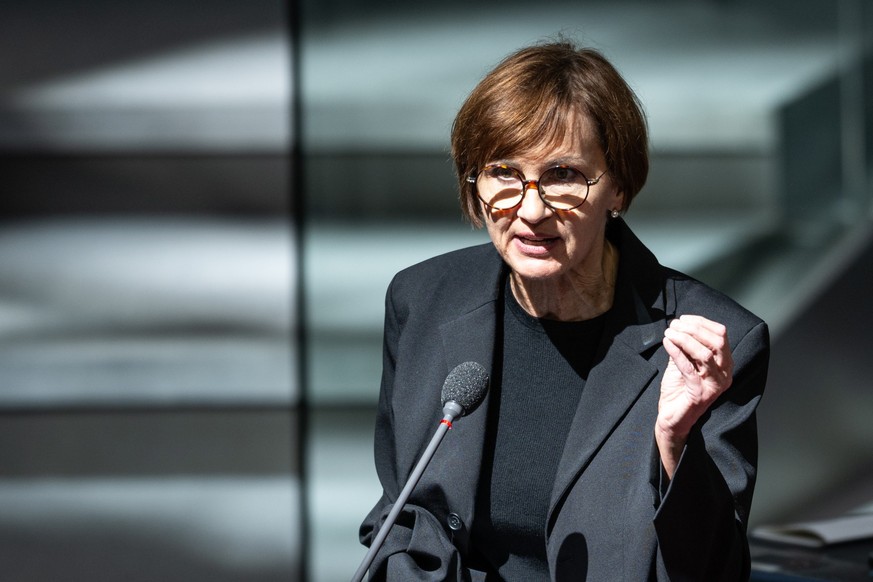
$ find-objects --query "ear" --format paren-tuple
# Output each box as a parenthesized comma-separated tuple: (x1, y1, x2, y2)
(614, 189, 626, 212)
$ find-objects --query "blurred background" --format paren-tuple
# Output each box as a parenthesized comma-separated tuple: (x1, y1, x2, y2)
(0, 0, 871, 581)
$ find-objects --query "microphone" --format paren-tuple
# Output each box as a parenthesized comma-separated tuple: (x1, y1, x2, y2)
(351, 362, 489, 582)
(439, 361, 489, 420)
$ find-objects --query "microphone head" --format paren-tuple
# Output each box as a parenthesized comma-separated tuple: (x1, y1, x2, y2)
(441, 361, 489, 416)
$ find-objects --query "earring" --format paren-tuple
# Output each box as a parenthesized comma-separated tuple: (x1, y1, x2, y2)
(610, 209, 620, 218)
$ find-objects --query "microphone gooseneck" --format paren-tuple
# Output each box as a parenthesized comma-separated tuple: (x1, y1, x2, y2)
(350, 361, 490, 582)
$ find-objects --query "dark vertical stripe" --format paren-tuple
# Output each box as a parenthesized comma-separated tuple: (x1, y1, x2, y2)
(289, 0, 310, 579)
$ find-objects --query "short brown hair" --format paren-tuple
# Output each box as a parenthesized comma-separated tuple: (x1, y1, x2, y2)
(451, 41, 649, 227)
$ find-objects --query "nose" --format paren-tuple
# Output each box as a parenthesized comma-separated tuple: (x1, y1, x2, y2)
(516, 182, 552, 223)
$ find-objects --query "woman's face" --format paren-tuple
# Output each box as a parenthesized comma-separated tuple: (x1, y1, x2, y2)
(480, 114, 624, 283)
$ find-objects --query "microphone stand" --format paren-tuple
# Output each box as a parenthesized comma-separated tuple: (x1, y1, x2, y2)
(350, 402, 463, 582)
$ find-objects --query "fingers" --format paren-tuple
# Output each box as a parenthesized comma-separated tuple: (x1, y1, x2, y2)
(663, 315, 733, 384)
(668, 315, 727, 355)
(662, 336, 698, 379)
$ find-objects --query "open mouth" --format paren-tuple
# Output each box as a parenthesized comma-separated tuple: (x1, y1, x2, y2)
(517, 235, 558, 245)
(514, 234, 560, 256)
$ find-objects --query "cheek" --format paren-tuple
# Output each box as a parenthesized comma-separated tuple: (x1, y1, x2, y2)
(484, 217, 508, 248)
(561, 212, 607, 249)
(482, 207, 511, 237)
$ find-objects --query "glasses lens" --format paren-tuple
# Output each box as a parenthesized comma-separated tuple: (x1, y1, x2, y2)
(476, 165, 524, 209)
(540, 166, 589, 210)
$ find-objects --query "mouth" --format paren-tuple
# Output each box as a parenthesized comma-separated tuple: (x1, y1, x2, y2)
(516, 234, 558, 245)
(514, 233, 560, 255)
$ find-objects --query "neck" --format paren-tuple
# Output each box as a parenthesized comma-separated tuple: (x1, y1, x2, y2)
(510, 240, 619, 322)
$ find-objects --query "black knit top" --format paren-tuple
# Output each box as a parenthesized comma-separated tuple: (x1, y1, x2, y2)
(470, 280, 606, 580)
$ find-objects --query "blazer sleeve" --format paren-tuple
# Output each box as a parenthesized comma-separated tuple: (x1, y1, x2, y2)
(653, 320, 770, 581)
(358, 276, 469, 581)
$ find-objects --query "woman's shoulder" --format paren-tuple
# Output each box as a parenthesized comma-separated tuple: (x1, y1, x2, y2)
(387, 243, 504, 314)
(613, 219, 765, 334)
(663, 265, 766, 337)
(392, 242, 501, 287)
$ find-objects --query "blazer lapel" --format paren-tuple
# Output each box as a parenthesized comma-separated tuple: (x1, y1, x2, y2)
(428, 265, 504, 550)
(547, 329, 659, 526)
(547, 220, 669, 530)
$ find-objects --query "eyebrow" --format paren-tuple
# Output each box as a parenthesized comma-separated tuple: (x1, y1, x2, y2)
(547, 156, 588, 168)
(494, 156, 590, 172)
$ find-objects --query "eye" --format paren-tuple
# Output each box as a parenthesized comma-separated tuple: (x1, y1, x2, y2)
(550, 166, 582, 182)
(484, 165, 519, 181)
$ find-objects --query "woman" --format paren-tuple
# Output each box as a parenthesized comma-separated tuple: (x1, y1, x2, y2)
(360, 41, 769, 581)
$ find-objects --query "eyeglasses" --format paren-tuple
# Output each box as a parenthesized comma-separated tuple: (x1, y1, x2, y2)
(467, 164, 606, 211)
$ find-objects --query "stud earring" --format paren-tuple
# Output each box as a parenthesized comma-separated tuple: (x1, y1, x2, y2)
(610, 209, 620, 219)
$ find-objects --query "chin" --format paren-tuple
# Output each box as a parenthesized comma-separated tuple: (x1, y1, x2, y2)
(508, 256, 565, 281)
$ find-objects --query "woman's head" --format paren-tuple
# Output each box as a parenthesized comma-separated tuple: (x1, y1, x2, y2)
(451, 41, 648, 227)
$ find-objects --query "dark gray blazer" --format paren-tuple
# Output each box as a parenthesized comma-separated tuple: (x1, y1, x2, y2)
(360, 219, 769, 581)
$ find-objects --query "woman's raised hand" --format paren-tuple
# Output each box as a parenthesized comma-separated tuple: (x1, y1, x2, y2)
(656, 315, 734, 478)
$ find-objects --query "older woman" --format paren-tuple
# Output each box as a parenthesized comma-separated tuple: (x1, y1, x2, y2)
(360, 41, 769, 581)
